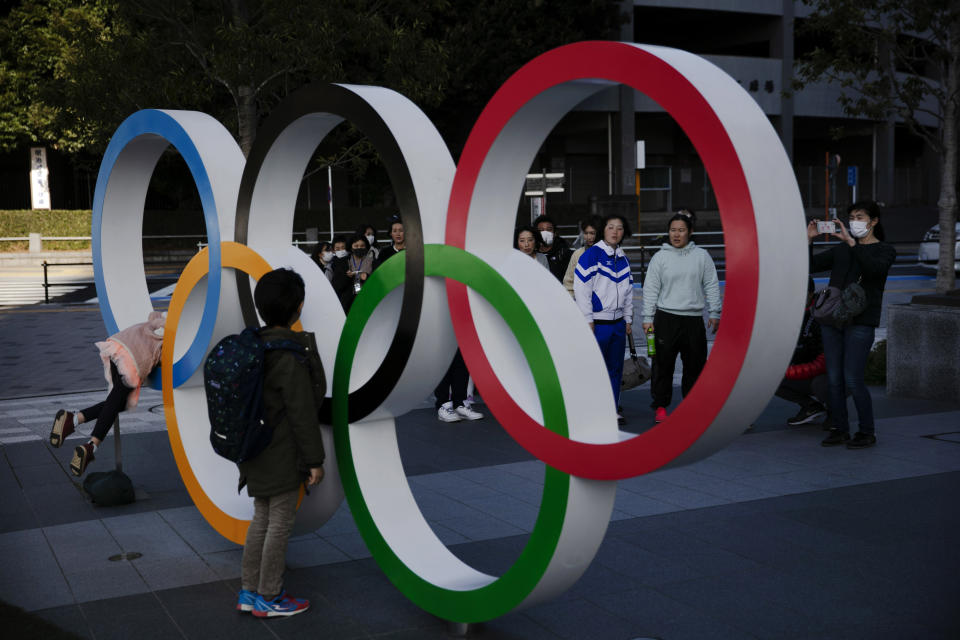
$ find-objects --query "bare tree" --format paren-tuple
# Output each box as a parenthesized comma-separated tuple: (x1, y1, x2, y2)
(796, 0, 959, 292)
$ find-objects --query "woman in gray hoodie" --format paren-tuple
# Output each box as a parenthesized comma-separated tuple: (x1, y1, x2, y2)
(641, 210, 722, 423)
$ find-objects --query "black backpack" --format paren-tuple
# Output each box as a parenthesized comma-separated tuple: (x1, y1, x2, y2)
(83, 469, 135, 506)
(203, 327, 305, 463)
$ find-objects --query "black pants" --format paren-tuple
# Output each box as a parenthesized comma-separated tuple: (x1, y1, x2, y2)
(650, 310, 707, 409)
(775, 375, 829, 409)
(80, 361, 133, 441)
(434, 350, 468, 409)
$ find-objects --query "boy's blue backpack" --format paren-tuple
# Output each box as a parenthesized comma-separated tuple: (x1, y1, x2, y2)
(203, 327, 305, 463)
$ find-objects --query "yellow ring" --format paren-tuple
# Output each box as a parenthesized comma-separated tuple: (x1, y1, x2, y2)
(162, 241, 302, 544)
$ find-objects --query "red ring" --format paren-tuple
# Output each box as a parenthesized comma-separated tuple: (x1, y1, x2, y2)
(446, 41, 759, 480)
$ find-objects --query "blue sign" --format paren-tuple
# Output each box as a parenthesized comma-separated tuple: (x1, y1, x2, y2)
(847, 166, 857, 186)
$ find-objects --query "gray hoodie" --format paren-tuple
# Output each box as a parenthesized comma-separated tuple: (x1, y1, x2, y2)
(641, 241, 722, 323)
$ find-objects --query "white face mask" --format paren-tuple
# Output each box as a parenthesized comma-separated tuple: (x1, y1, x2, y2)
(321, 251, 334, 262)
(849, 220, 870, 238)
(539, 230, 554, 246)
(365, 234, 375, 245)
(335, 249, 348, 259)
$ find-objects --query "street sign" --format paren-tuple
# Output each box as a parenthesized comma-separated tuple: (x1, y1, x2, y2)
(847, 166, 857, 186)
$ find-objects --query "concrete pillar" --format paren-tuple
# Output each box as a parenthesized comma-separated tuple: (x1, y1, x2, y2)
(874, 121, 896, 205)
(773, 0, 795, 162)
(615, 0, 636, 197)
(28, 232, 42, 253)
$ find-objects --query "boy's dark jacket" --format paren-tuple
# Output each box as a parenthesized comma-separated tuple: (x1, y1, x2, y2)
(238, 327, 326, 497)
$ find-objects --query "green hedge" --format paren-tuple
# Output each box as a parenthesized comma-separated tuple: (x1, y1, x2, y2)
(0, 210, 92, 251)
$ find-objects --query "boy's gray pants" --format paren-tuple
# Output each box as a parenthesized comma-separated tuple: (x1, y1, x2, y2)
(241, 488, 299, 599)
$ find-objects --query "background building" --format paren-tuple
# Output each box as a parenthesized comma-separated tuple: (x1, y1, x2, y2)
(530, 0, 939, 235)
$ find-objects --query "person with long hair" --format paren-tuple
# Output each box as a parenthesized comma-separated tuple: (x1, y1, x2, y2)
(563, 216, 602, 298)
(573, 214, 634, 424)
(310, 241, 335, 282)
(330, 234, 373, 311)
(514, 225, 549, 269)
(808, 201, 896, 448)
(641, 209, 721, 424)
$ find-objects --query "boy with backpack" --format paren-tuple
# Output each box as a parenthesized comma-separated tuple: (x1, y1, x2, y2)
(235, 268, 326, 618)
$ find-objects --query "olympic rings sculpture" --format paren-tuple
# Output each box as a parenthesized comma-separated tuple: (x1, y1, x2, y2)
(92, 42, 807, 623)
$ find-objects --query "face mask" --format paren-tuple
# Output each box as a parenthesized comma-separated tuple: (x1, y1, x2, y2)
(335, 249, 347, 259)
(539, 230, 554, 246)
(353, 247, 367, 257)
(849, 220, 870, 238)
(321, 251, 334, 262)
(365, 234, 375, 245)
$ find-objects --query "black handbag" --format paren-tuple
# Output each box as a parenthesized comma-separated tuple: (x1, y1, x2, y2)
(812, 277, 866, 328)
(621, 331, 652, 390)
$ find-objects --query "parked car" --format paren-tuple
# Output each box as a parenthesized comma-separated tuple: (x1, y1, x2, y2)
(917, 222, 960, 272)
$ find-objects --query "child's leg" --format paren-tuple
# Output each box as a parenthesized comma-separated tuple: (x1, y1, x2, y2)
(257, 489, 300, 600)
(241, 496, 270, 593)
(88, 362, 133, 445)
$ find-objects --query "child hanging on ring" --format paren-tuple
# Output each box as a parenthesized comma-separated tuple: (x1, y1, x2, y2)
(49, 310, 166, 476)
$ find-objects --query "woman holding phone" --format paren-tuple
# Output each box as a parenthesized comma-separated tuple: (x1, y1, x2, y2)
(808, 201, 896, 448)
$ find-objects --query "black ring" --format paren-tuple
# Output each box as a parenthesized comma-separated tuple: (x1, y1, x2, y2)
(234, 83, 426, 424)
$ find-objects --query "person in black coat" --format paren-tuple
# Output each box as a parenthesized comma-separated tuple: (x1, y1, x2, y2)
(775, 278, 831, 427)
(533, 214, 572, 282)
(807, 201, 896, 449)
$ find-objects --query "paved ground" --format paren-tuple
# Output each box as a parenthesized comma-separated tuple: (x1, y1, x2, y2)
(1, 279, 958, 639)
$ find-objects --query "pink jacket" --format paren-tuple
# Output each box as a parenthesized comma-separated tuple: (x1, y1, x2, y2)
(95, 311, 165, 409)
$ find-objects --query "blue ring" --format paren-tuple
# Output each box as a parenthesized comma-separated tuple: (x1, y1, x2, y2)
(92, 110, 222, 388)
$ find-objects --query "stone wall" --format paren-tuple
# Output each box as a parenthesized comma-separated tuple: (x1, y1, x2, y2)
(887, 304, 960, 401)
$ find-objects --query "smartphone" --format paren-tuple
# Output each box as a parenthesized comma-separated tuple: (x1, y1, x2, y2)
(816, 220, 838, 234)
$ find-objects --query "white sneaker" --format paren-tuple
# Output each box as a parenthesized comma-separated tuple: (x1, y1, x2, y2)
(438, 405, 462, 422)
(455, 404, 483, 421)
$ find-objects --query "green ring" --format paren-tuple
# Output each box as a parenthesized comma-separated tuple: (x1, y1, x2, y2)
(333, 244, 570, 622)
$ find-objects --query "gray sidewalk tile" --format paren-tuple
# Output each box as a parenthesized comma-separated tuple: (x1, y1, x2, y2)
(322, 531, 373, 560)
(412, 471, 504, 501)
(200, 548, 242, 581)
(495, 460, 546, 483)
(154, 581, 277, 640)
(523, 595, 637, 640)
(0, 570, 74, 612)
(32, 605, 91, 640)
(463, 494, 539, 531)
(437, 512, 526, 542)
(12, 462, 74, 488)
(4, 439, 54, 467)
(612, 487, 678, 518)
(80, 592, 186, 640)
(65, 562, 150, 603)
(409, 488, 487, 521)
(639, 483, 732, 510)
(157, 507, 241, 555)
(285, 536, 350, 569)
(587, 586, 755, 640)
(101, 512, 195, 561)
(425, 522, 470, 546)
(132, 554, 219, 592)
(23, 484, 98, 527)
(593, 536, 704, 587)
(312, 502, 357, 536)
(43, 519, 121, 575)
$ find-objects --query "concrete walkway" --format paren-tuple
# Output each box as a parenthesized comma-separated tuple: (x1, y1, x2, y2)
(1, 383, 958, 639)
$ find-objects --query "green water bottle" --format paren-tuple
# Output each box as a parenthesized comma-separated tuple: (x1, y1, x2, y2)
(646, 327, 656, 356)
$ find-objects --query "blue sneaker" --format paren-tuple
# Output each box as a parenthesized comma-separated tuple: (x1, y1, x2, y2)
(252, 590, 310, 618)
(236, 589, 257, 612)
